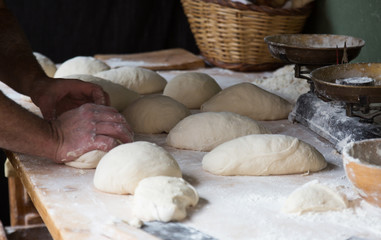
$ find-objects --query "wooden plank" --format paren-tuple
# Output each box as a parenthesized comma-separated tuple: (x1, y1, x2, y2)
(94, 48, 205, 70)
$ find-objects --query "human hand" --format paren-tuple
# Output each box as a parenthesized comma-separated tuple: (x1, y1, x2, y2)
(50, 103, 134, 163)
(30, 77, 110, 120)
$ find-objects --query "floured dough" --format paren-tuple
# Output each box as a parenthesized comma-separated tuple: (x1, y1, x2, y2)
(163, 72, 221, 109)
(201, 82, 293, 121)
(133, 176, 199, 222)
(66, 74, 140, 111)
(202, 134, 327, 176)
(122, 95, 190, 134)
(94, 66, 167, 94)
(282, 180, 348, 214)
(54, 56, 110, 78)
(65, 150, 106, 169)
(167, 112, 270, 151)
(33, 52, 57, 77)
(93, 141, 182, 194)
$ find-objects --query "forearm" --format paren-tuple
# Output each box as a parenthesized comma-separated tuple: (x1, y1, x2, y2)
(0, 91, 58, 160)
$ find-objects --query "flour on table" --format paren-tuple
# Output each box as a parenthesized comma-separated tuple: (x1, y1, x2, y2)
(65, 150, 106, 169)
(65, 74, 140, 111)
(122, 95, 190, 134)
(133, 176, 199, 222)
(201, 82, 293, 121)
(163, 72, 221, 109)
(33, 52, 57, 77)
(202, 134, 327, 176)
(282, 180, 348, 214)
(94, 66, 167, 94)
(54, 56, 110, 78)
(167, 112, 270, 151)
(93, 142, 182, 194)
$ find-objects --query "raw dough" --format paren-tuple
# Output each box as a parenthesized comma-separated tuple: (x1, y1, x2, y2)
(201, 82, 293, 121)
(282, 180, 348, 214)
(163, 72, 221, 109)
(54, 56, 110, 78)
(94, 66, 167, 94)
(33, 52, 57, 77)
(202, 134, 327, 176)
(65, 150, 106, 169)
(66, 74, 140, 111)
(93, 141, 182, 194)
(167, 112, 270, 151)
(133, 176, 199, 222)
(122, 95, 190, 134)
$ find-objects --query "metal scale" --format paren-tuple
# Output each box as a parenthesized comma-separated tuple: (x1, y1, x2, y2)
(264, 34, 381, 152)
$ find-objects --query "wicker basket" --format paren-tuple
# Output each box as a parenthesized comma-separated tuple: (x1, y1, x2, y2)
(181, 0, 312, 71)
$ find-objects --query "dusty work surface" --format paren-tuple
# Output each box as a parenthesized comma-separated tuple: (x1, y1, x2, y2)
(3, 66, 381, 240)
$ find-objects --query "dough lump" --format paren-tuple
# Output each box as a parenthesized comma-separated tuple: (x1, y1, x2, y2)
(33, 52, 57, 77)
(66, 74, 140, 111)
(93, 141, 182, 194)
(54, 56, 110, 78)
(167, 112, 270, 151)
(202, 134, 327, 176)
(133, 176, 199, 222)
(282, 180, 348, 214)
(94, 66, 167, 94)
(122, 95, 190, 134)
(163, 72, 221, 109)
(201, 82, 293, 121)
(65, 150, 106, 169)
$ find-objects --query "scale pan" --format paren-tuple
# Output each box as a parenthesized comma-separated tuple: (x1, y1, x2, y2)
(264, 34, 365, 65)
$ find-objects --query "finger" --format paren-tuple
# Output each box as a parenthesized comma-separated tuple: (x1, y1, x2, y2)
(95, 121, 134, 143)
(92, 88, 110, 106)
(93, 135, 121, 152)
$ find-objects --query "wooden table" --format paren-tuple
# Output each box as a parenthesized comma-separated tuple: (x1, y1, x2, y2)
(4, 67, 381, 240)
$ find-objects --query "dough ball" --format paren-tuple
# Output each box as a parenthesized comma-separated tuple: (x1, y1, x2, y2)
(33, 52, 57, 77)
(93, 142, 182, 194)
(122, 95, 190, 134)
(66, 74, 140, 111)
(167, 112, 270, 151)
(65, 150, 106, 169)
(94, 66, 167, 94)
(163, 72, 221, 109)
(202, 134, 327, 176)
(201, 82, 293, 121)
(282, 180, 348, 214)
(54, 56, 110, 78)
(133, 176, 199, 222)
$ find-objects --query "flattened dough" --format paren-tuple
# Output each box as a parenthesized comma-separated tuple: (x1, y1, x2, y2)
(202, 134, 327, 176)
(133, 176, 199, 222)
(94, 66, 167, 94)
(33, 52, 57, 77)
(54, 56, 110, 78)
(122, 95, 190, 134)
(66, 74, 140, 111)
(201, 82, 293, 121)
(93, 142, 182, 194)
(65, 150, 106, 169)
(282, 180, 348, 214)
(163, 72, 221, 109)
(167, 112, 270, 151)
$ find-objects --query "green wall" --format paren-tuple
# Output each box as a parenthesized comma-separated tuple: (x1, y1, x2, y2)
(304, 0, 381, 62)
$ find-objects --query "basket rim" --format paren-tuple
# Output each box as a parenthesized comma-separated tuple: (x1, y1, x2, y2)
(191, 0, 313, 16)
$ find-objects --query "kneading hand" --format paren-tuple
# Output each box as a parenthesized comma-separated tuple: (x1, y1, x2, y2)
(50, 103, 134, 163)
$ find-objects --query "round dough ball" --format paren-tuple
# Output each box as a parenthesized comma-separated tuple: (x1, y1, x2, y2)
(202, 134, 327, 176)
(282, 181, 348, 214)
(163, 72, 221, 109)
(201, 82, 293, 121)
(93, 141, 182, 194)
(133, 176, 199, 222)
(54, 56, 110, 78)
(94, 66, 167, 94)
(33, 52, 57, 77)
(122, 95, 190, 134)
(66, 74, 140, 111)
(65, 150, 106, 169)
(167, 112, 270, 151)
